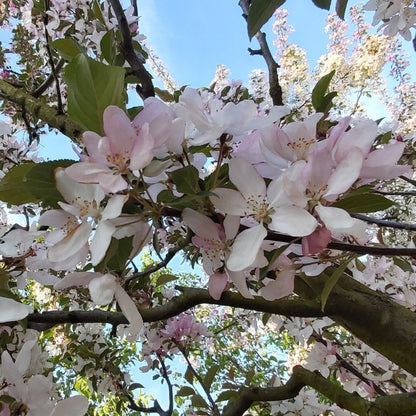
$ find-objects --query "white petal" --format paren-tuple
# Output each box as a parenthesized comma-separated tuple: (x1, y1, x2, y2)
(0, 297, 30, 323)
(269, 206, 318, 236)
(1, 351, 25, 393)
(54, 272, 100, 290)
(101, 195, 128, 221)
(227, 270, 253, 299)
(15, 340, 36, 374)
(88, 274, 117, 305)
(182, 208, 220, 240)
(210, 188, 248, 216)
(227, 224, 267, 271)
(90, 220, 116, 266)
(50, 395, 89, 416)
(315, 204, 357, 233)
(47, 222, 91, 262)
(261, 269, 295, 301)
(223, 215, 240, 240)
(229, 158, 266, 201)
(114, 285, 143, 341)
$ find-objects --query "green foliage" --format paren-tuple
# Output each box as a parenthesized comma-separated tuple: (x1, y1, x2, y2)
(52, 38, 84, 61)
(332, 193, 395, 213)
(64, 54, 125, 134)
(312, 0, 331, 9)
(311, 70, 337, 113)
(247, 0, 287, 39)
(0, 159, 74, 207)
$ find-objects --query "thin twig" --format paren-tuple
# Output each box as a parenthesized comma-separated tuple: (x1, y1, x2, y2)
(400, 175, 416, 187)
(108, 0, 155, 99)
(239, 0, 283, 106)
(351, 213, 416, 232)
(32, 59, 65, 98)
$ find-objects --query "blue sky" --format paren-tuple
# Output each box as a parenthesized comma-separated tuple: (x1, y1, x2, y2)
(138, 1, 333, 88)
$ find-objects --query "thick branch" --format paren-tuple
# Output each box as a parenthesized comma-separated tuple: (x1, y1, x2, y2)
(239, 0, 283, 105)
(223, 366, 416, 416)
(26, 288, 324, 330)
(108, 0, 155, 99)
(0, 79, 82, 140)
(351, 213, 416, 232)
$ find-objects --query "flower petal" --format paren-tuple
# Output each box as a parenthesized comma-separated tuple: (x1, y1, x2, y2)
(114, 285, 143, 341)
(208, 272, 228, 300)
(90, 220, 116, 266)
(183, 208, 220, 240)
(88, 274, 117, 305)
(227, 224, 267, 271)
(0, 297, 31, 323)
(269, 206, 318, 236)
(210, 188, 248, 216)
(50, 395, 89, 416)
(229, 158, 266, 201)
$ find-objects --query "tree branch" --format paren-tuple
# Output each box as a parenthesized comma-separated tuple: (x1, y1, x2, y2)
(239, 0, 283, 106)
(107, 0, 155, 99)
(0, 79, 82, 140)
(25, 288, 324, 331)
(351, 213, 416, 232)
(32, 59, 65, 98)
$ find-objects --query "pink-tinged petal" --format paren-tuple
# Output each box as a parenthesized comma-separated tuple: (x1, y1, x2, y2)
(269, 206, 318, 236)
(360, 164, 410, 181)
(101, 195, 127, 221)
(227, 224, 267, 271)
(325, 147, 363, 198)
(114, 284, 143, 341)
(90, 220, 116, 266)
(302, 226, 332, 255)
(227, 270, 253, 299)
(261, 268, 295, 300)
(210, 188, 248, 216)
(130, 123, 154, 171)
(50, 395, 89, 416)
(88, 274, 117, 305)
(333, 119, 377, 161)
(182, 208, 220, 240)
(260, 125, 294, 164)
(47, 222, 91, 262)
(166, 118, 185, 154)
(112, 217, 151, 240)
(102, 106, 136, 154)
(83, 131, 105, 163)
(223, 215, 240, 240)
(55, 168, 104, 206)
(315, 204, 363, 235)
(0, 297, 30, 323)
(57, 202, 81, 217)
(208, 272, 228, 300)
(54, 272, 100, 290)
(229, 158, 266, 200)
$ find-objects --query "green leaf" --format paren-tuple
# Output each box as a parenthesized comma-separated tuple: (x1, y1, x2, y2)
(312, 0, 331, 9)
(247, 0, 286, 39)
(335, 0, 349, 19)
(52, 38, 83, 61)
(155, 273, 178, 287)
(184, 366, 194, 385)
(0, 162, 37, 205)
(332, 193, 395, 213)
(64, 54, 125, 134)
(177, 386, 196, 397)
(203, 365, 219, 390)
(321, 259, 352, 311)
(216, 390, 238, 402)
(393, 257, 414, 273)
(191, 394, 208, 408)
(312, 70, 336, 112)
(27, 159, 75, 208)
(155, 87, 175, 102)
(170, 165, 200, 194)
(100, 31, 116, 65)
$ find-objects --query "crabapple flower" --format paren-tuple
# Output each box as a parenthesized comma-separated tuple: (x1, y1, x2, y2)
(39, 169, 127, 265)
(55, 273, 143, 341)
(175, 87, 289, 145)
(210, 158, 318, 269)
(182, 208, 261, 298)
(0, 341, 89, 416)
(66, 105, 154, 192)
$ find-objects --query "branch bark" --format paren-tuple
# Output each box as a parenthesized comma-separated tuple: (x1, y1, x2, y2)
(0, 79, 82, 140)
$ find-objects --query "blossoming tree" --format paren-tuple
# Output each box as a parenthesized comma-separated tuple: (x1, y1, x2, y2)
(0, 0, 416, 414)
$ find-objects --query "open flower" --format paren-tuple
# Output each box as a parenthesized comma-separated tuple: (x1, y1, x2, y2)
(66, 105, 154, 192)
(39, 169, 127, 265)
(210, 158, 318, 270)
